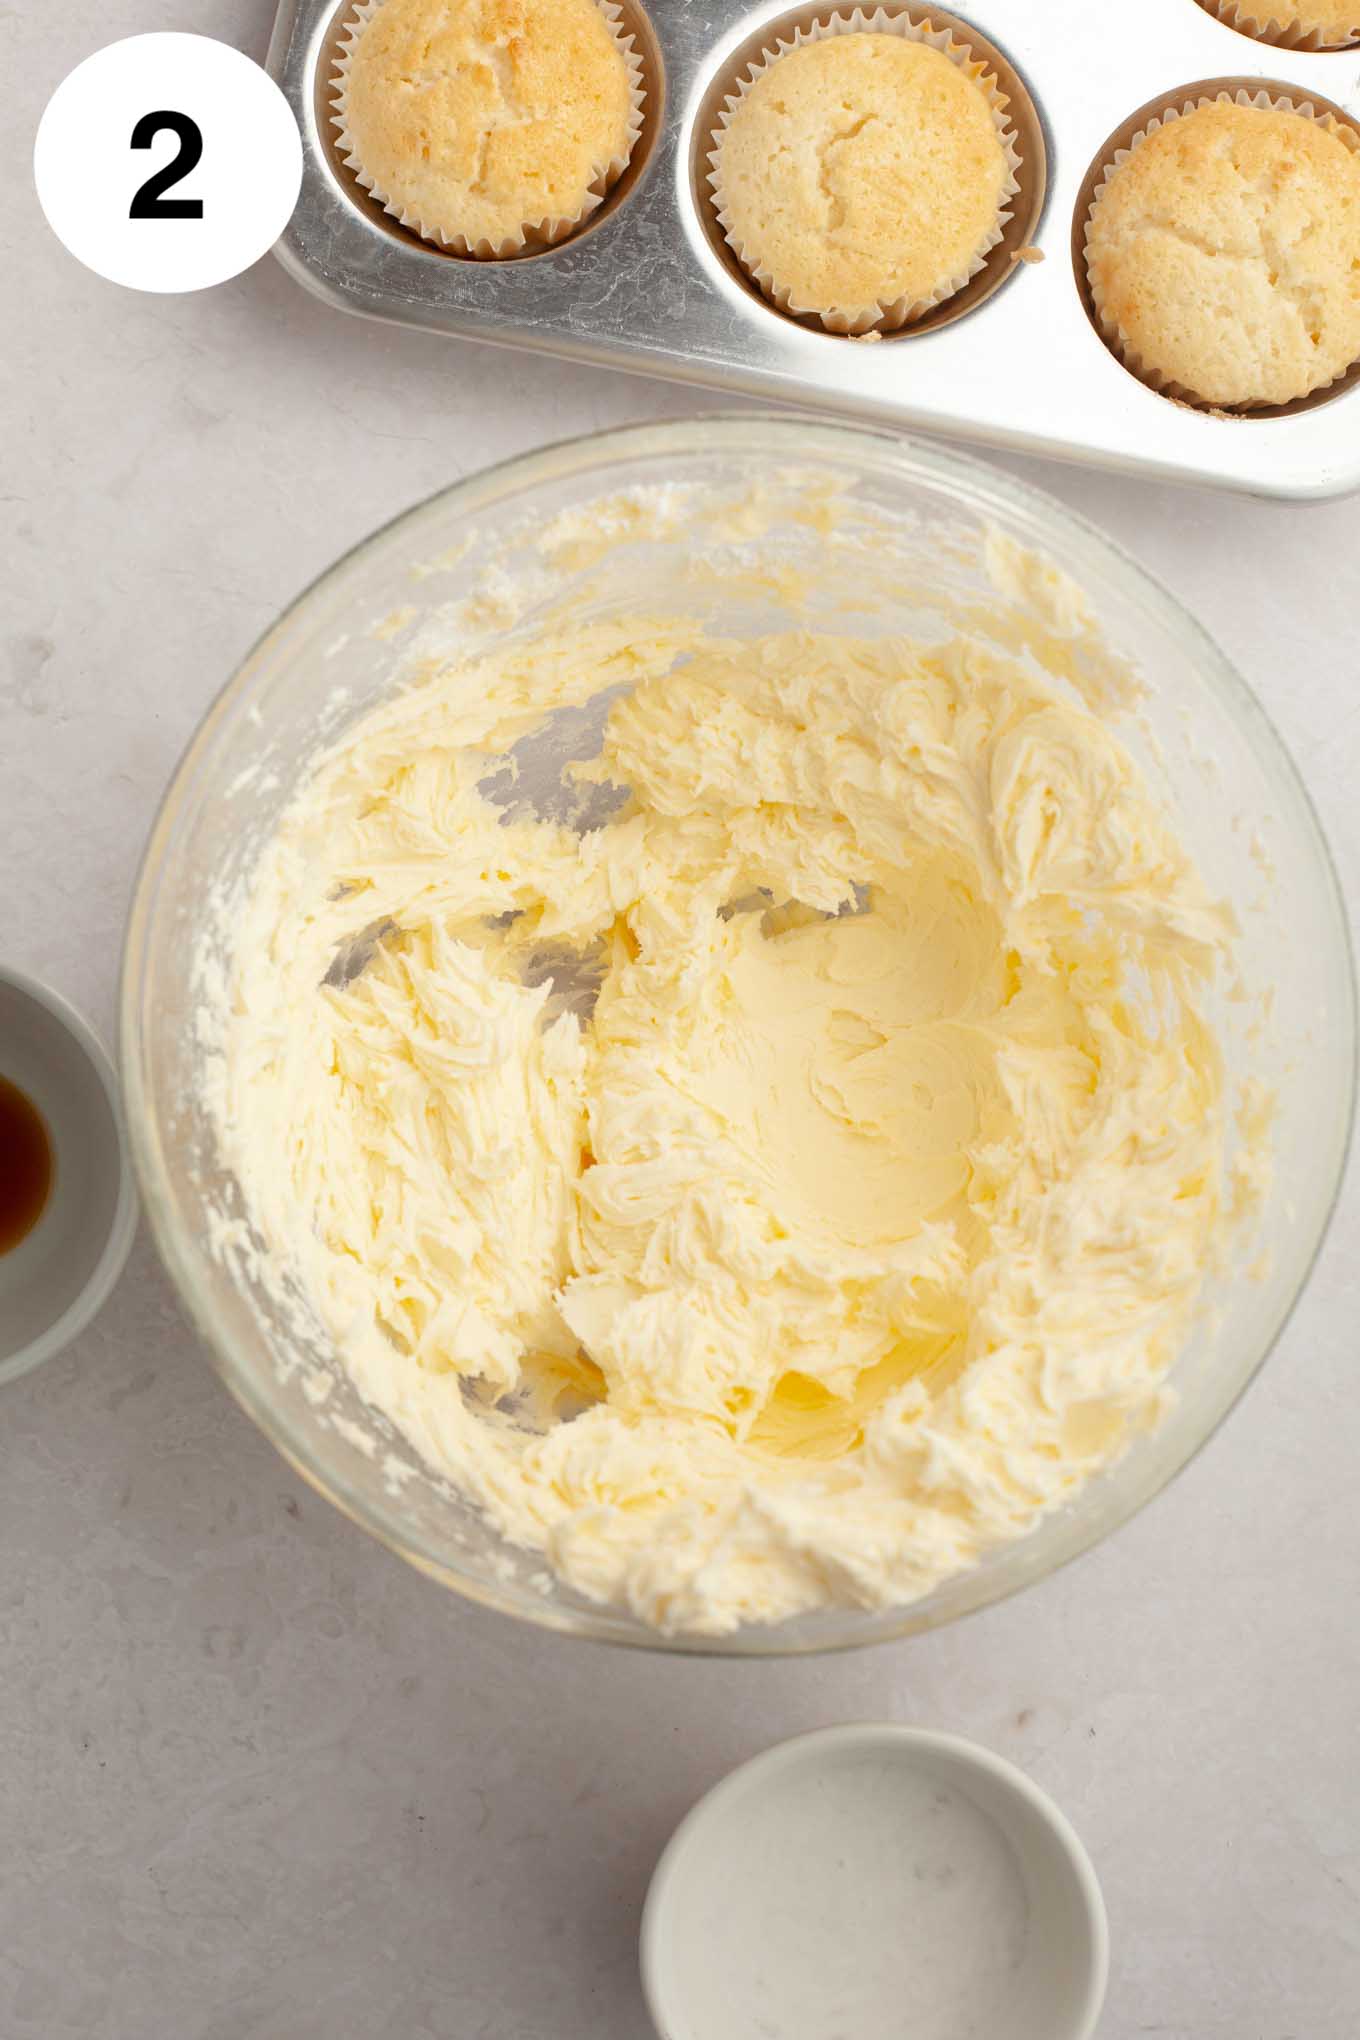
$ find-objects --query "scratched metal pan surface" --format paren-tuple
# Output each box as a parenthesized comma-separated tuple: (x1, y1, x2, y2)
(266, 0, 1360, 498)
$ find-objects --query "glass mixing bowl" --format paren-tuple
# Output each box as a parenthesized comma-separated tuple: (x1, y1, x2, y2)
(121, 417, 1355, 1654)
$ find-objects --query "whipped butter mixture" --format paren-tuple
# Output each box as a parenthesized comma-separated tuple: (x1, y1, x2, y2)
(218, 575, 1237, 1633)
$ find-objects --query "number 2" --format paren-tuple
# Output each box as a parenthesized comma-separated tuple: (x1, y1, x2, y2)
(129, 110, 204, 219)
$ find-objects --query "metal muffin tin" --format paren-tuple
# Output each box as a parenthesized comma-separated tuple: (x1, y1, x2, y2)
(266, 0, 1360, 498)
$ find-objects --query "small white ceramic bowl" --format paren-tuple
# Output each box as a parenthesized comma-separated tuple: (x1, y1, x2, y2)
(0, 965, 137, 1385)
(641, 1724, 1108, 2040)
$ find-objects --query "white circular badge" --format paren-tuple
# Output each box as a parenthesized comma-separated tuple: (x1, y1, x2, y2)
(34, 33, 303, 294)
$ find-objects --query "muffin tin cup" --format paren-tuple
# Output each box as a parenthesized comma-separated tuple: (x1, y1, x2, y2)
(706, 5, 1023, 335)
(1082, 83, 1360, 415)
(330, 0, 647, 258)
(1203, 0, 1360, 49)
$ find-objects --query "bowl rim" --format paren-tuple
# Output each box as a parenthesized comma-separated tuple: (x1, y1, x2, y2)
(638, 1722, 1110, 2040)
(119, 410, 1358, 1653)
(0, 963, 139, 1385)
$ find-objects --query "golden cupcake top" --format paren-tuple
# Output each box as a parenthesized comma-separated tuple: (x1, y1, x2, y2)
(712, 32, 1012, 326)
(1086, 100, 1360, 408)
(337, 0, 637, 255)
(1230, 0, 1358, 40)
(1279, 0, 1359, 31)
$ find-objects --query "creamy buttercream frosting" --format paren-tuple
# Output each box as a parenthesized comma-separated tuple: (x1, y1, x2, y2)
(217, 590, 1237, 1634)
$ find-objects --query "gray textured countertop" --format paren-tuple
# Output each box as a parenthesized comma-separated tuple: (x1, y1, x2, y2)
(6, 5, 1359, 2036)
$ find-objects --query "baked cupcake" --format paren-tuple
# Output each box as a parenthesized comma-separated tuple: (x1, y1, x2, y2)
(1206, 0, 1359, 47)
(1085, 97, 1360, 408)
(709, 22, 1019, 335)
(334, 0, 643, 258)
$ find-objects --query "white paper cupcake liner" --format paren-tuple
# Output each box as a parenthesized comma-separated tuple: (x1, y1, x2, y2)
(1203, 0, 1359, 49)
(707, 7, 1023, 336)
(331, 0, 645, 259)
(1084, 87, 1360, 411)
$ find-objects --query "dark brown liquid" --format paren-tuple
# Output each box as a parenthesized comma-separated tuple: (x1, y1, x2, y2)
(0, 1075, 53, 1254)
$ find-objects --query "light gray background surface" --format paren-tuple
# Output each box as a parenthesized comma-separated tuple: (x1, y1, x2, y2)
(6, 5, 1358, 2036)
